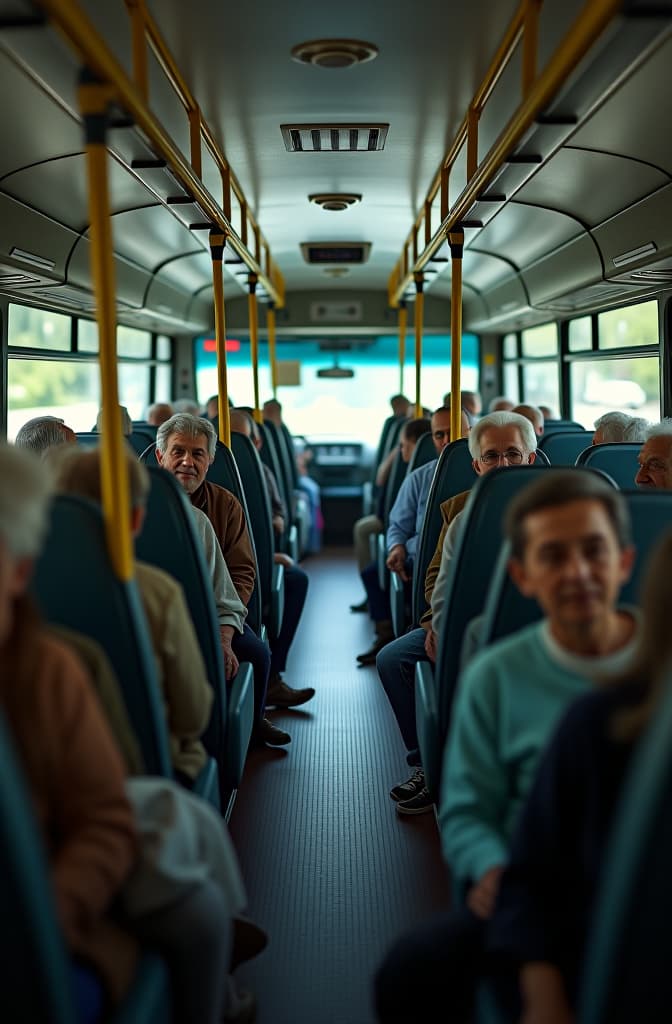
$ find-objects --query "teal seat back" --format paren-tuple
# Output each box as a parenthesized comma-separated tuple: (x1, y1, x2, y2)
(542, 419, 584, 431)
(263, 420, 295, 515)
(576, 442, 642, 488)
(0, 711, 78, 1022)
(230, 432, 276, 626)
(411, 439, 477, 625)
(382, 449, 409, 528)
(406, 431, 435, 472)
(31, 495, 172, 776)
(258, 421, 291, 549)
(431, 464, 549, 794)
(621, 490, 672, 602)
(127, 429, 156, 457)
(135, 468, 229, 761)
(538, 430, 593, 465)
(579, 661, 672, 1023)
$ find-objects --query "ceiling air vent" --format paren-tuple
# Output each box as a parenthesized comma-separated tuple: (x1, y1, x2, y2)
(281, 124, 388, 153)
(309, 193, 362, 211)
(291, 39, 378, 69)
(300, 242, 371, 265)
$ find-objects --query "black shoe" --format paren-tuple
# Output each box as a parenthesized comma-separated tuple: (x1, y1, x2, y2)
(389, 767, 425, 803)
(350, 598, 369, 613)
(256, 717, 291, 746)
(356, 635, 393, 665)
(266, 675, 315, 709)
(396, 786, 434, 816)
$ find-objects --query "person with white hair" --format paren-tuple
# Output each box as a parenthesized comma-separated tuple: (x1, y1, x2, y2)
(622, 416, 650, 443)
(173, 398, 202, 417)
(487, 395, 515, 413)
(513, 403, 544, 436)
(592, 410, 632, 445)
(14, 415, 76, 455)
(635, 418, 672, 489)
(146, 402, 173, 426)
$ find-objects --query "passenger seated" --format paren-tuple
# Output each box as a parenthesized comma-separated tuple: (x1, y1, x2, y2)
(95, 404, 132, 435)
(350, 437, 405, 611)
(50, 443, 215, 786)
(377, 411, 537, 816)
(488, 527, 672, 1021)
(635, 419, 672, 489)
(539, 404, 557, 420)
(592, 410, 632, 444)
(513, 402, 544, 436)
(357, 416, 432, 664)
(172, 397, 202, 417)
(145, 402, 173, 426)
(388, 393, 412, 418)
(622, 415, 650, 442)
(487, 395, 515, 412)
(374, 470, 639, 1023)
(14, 414, 76, 454)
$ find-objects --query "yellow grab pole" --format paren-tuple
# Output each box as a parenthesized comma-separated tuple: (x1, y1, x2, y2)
(79, 73, 133, 580)
(267, 302, 278, 398)
(248, 275, 262, 424)
(209, 229, 231, 447)
(398, 302, 407, 396)
(413, 274, 424, 418)
(448, 230, 465, 442)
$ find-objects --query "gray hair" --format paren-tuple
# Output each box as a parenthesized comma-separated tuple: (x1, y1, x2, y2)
(645, 418, 672, 442)
(96, 405, 132, 435)
(513, 403, 544, 434)
(0, 443, 53, 558)
(593, 411, 631, 442)
(14, 416, 71, 456)
(468, 411, 538, 459)
(172, 398, 201, 416)
(623, 417, 651, 443)
(156, 412, 217, 459)
(487, 395, 515, 413)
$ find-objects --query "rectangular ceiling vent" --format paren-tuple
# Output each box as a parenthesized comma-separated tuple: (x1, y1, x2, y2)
(301, 242, 371, 265)
(538, 282, 641, 312)
(281, 124, 388, 153)
(0, 268, 41, 288)
(311, 301, 363, 323)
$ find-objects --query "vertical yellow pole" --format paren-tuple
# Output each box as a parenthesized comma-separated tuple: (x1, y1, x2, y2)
(413, 274, 424, 418)
(79, 74, 133, 580)
(522, 0, 542, 97)
(448, 230, 464, 442)
(248, 275, 262, 424)
(398, 302, 407, 396)
(209, 230, 231, 447)
(125, 0, 148, 103)
(267, 302, 278, 398)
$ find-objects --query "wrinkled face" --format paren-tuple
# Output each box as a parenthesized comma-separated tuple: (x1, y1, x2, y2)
(156, 431, 212, 494)
(473, 425, 535, 476)
(509, 499, 634, 633)
(635, 437, 672, 490)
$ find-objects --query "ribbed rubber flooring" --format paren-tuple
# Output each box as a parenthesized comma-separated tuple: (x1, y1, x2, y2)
(229, 549, 451, 1024)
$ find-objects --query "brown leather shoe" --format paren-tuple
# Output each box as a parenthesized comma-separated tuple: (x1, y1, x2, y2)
(256, 717, 291, 746)
(266, 675, 315, 709)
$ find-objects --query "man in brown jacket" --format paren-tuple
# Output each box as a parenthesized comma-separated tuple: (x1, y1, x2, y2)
(376, 412, 538, 815)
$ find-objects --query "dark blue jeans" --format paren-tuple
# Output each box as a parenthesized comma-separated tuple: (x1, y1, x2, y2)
(232, 623, 271, 726)
(270, 564, 309, 676)
(376, 627, 430, 764)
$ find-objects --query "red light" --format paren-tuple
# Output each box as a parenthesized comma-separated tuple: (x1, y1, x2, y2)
(203, 338, 240, 352)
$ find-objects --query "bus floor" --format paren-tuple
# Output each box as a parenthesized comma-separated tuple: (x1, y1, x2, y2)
(229, 548, 452, 1024)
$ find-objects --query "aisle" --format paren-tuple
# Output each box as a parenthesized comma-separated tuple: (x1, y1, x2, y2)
(230, 549, 451, 1024)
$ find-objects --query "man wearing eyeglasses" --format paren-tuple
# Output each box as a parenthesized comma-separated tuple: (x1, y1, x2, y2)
(378, 412, 537, 817)
(634, 419, 672, 489)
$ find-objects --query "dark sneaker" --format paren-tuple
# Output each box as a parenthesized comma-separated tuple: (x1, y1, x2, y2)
(356, 637, 392, 665)
(266, 676, 315, 709)
(389, 767, 425, 803)
(396, 786, 434, 816)
(349, 598, 368, 613)
(257, 717, 291, 746)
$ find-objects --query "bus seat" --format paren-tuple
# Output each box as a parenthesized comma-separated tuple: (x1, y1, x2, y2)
(406, 430, 435, 472)
(533, 447, 551, 465)
(538, 430, 593, 465)
(411, 438, 477, 626)
(0, 710, 171, 1024)
(541, 419, 584, 432)
(416, 464, 549, 802)
(75, 431, 101, 446)
(579, 664, 672, 1023)
(75, 430, 154, 458)
(377, 449, 408, 589)
(231, 431, 285, 641)
(257, 420, 295, 557)
(32, 495, 173, 778)
(575, 442, 642, 489)
(136, 467, 254, 801)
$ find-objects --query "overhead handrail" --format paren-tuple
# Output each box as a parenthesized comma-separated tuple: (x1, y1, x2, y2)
(34, 0, 284, 307)
(387, 0, 621, 307)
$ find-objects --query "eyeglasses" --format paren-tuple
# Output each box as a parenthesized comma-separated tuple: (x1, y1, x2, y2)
(479, 448, 525, 466)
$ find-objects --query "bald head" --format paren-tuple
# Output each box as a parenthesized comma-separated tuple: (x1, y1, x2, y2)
(513, 404, 544, 436)
(146, 402, 173, 426)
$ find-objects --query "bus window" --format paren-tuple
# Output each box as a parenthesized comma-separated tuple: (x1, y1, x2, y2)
(571, 354, 660, 427)
(598, 301, 658, 349)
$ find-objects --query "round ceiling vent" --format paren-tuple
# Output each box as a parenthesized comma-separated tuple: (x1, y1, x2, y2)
(309, 193, 362, 212)
(323, 267, 350, 278)
(291, 39, 378, 69)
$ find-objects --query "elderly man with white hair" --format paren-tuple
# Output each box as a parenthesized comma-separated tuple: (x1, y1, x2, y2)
(14, 415, 76, 455)
(592, 410, 632, 445)
(635, 418, 672, 489)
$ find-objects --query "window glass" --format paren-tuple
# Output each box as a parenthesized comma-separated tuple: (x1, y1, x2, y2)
(7, 357, 100, 438)
(597, 301, 658, 350)
(155, 364, 173, 402)
(522, 361, 560, 412)
(194, 333, 480, 444)
(503, 363, 520, 404)
(568, 316, 592, 352)
(503, 333, 517, 359)
(570, 355, 660, 428)
(78, 319, 99, 353)
(521, 322, 558, 358)
(8, 304, 71, 351)
(157, 334, 172, 360)
(117, 325, 152, 358)
(118, 364, 150, 420)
